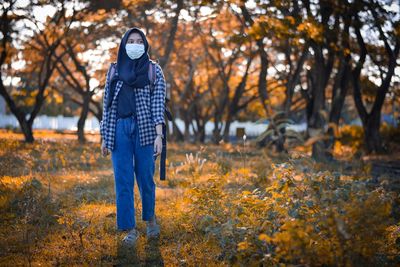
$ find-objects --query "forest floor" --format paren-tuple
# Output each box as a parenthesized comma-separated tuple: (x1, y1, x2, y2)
(0, 129, 399, 266)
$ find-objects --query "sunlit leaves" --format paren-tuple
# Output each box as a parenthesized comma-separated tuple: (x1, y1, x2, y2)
(186, 153, 397, 265)
(297, 19, 324, 42)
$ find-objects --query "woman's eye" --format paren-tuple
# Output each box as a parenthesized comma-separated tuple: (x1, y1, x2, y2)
(127, 39, 143, 44)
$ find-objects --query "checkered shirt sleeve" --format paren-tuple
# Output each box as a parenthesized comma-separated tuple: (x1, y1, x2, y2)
(151, 63, 166, 127)
(100, 63, 114, 143)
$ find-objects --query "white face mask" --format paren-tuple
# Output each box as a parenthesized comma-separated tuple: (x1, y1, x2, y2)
(125, 43, 145, 60)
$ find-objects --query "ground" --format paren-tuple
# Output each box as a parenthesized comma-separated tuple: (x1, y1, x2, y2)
(0, 129, 399, 266)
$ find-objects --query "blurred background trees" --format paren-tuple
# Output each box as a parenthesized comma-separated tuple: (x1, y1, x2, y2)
(1, 0, 399, 158)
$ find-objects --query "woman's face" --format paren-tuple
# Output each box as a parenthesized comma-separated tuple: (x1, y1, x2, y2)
(127, 32, 144, 45)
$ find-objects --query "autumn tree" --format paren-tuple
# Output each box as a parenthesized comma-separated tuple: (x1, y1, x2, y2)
(0, 0, 75, 142)
(52, 7, 115, 143)
(196, 9, 258, 143)
(350, 0, 400, 153)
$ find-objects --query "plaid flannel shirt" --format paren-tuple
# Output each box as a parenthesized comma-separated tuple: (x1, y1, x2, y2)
(100, 62, 166, 151)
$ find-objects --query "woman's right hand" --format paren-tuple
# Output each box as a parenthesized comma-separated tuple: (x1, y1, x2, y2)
(101, 142, 110, 157)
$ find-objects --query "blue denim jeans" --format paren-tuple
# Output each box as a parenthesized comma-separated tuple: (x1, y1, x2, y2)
(111, 115, 156, 231)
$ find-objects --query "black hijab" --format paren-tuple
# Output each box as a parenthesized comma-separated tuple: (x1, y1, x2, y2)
(107, 27, 150, 107)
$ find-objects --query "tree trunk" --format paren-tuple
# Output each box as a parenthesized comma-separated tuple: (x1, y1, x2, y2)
(350, 12, 400, 153)
(19, 118, 34, 143)
(239, 5, 269, 115)
(222, 117, 232, 142)
(326, 57, 351, 154)
(77, 117, 86, 143)
(183, 116, 190, 142)
(364, 113, 384, 153)
(77, 93, 90, 143)
(194, 122, 206, 143)
(308, 43, 334, 162)
(308, 77, 328, 161)
(284, 44, 309, 115)
(158, 0, 183, 69)
(212, 120, 222, 144)
(199, 125, 206, 143)
(306, 1, 336, 161)
(171, 119, 184, 142)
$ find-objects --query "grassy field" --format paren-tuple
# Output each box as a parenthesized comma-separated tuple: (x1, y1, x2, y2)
(0, 129, 399, 266)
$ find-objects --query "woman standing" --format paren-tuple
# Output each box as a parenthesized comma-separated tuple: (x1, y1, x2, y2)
(100, 27, 166, 245)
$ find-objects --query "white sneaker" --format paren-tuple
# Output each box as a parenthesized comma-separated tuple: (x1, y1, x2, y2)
(122, 228, 139, 245)
(146, 216, 160, 238)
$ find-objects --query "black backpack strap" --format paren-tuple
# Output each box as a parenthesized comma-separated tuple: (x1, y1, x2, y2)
(165, 106, 173, 121)
(109, 62, 116, 79)
(148, 60, 157, 93)
(160, 123, 167, 180)
(106, 62, 117, 108)
(149, 60, 167, 180)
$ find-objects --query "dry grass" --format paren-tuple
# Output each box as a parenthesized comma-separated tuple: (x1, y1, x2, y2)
(0, 129, 399, 266)
(0, 130, 230, 266)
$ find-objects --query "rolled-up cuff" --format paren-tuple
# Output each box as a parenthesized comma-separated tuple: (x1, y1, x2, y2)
(154, 118, 165, 127)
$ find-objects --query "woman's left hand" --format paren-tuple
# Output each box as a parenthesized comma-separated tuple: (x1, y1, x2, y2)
(154, 136, 163, 156)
